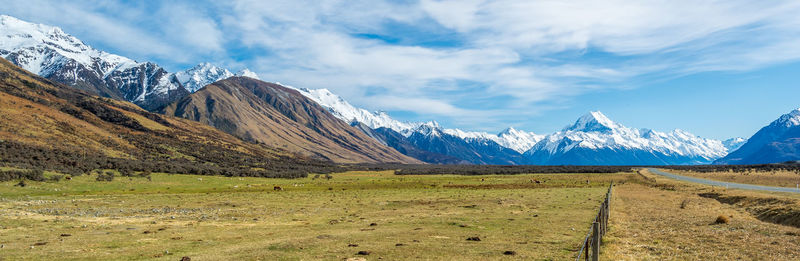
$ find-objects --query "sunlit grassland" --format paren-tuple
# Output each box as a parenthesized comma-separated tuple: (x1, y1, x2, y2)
(602, 170, 800, 260)
(0, 170, 631, 260)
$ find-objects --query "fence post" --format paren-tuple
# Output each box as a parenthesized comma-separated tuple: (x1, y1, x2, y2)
(604, 198, 609, 235)
(592, 222, 600, 261)
(584, 238, 590, 261)
(599, 203, 605, 236)
(576, 182, 613, 261)
(608, 183, 612, 221)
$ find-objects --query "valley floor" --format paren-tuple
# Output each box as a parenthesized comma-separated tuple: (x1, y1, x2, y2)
(0, 170, 627, 260)
(602, 170, 800, 260)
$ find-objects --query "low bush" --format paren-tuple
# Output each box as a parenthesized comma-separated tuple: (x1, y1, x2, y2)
(96, 171, 115, 182)
(715, 215, 730, 224)
(357, 164, 634, 176)
(0, 168, 44, 182)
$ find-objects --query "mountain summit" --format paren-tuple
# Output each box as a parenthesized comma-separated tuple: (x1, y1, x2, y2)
(174, 63, 234, 93)
(715, 108, 800, 164)
(566, 111, 620, 132)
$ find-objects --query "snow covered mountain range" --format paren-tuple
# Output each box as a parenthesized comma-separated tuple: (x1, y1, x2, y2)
(525, 111, 730, 165)
(292, 86, 544, 153)
(0, 15, 258, 110)
(0, 14, 748, 165)
(290, 83, 739, 165)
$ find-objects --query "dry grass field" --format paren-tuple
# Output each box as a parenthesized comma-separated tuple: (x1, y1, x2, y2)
(0, 170, 630, 260)
(602, 170, 800, 260)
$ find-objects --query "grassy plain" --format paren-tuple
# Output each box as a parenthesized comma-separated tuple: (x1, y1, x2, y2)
(602, 169, 800, 260)
(0, 170, 630, 260)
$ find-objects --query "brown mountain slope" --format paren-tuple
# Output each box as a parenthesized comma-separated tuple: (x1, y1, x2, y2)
(0, 57, 338, 178)
(161, 77, 420, 164)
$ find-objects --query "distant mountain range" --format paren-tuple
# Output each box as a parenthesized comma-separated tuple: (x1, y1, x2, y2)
(3, 14, 773, 166)
(293, 85, 741, 165)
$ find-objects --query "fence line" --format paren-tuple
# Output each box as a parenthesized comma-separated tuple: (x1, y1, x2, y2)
(575, 182, 613, 261)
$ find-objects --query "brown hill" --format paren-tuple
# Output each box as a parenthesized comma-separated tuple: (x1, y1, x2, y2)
(161, 77, 420, 164)
(0, 57, 338, 178)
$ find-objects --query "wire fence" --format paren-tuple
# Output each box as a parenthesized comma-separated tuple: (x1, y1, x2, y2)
(575, 182, 613, 261)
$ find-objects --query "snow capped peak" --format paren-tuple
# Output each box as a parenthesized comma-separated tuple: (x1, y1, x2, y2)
(443, 128, 495, 140)
(0, 15, 57, 34)
(0, 15, 138, 76)
(235, 69, 260, 79)
(499, 127, 517, 135)
(496, 127, 544, 153)
(722, 137, 747, 151)
(670, 129, 695, 139)
(175, 63, 233, 92)
(567, 111, 620, 132)
(415, 122, 443, 137)
(0, 14, 24, 24)
(774, 108, 800, 128)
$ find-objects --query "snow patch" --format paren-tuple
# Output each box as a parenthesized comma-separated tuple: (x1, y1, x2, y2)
(174, 63, 234, 92)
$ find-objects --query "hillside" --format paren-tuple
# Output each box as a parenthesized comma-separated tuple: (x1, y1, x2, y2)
(0, 57, 337, 177)
(161, 77, 420, 164)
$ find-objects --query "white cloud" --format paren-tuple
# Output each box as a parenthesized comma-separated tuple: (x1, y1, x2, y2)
(5, 0, 800, 131)
(157, 4, 225, 52)
(421, 0, 800, 55)
(218, 0, 800, 130)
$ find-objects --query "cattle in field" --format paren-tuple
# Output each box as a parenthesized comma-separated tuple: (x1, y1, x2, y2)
(273, 186, 283, 191)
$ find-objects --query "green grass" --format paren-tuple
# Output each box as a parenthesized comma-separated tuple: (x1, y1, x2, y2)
(0, 170, 631, 260)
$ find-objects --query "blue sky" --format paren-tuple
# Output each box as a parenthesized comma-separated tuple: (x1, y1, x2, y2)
(3, 0, 800, 140)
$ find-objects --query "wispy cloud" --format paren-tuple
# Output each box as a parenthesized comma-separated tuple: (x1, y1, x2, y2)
(3, 0, 800, 132)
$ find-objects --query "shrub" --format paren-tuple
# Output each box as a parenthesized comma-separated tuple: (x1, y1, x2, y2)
(715, 215, 730, 224)
(47, 174, 64, 182)
(0, 168, 45, 182)
(96, 171, 115, 182)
